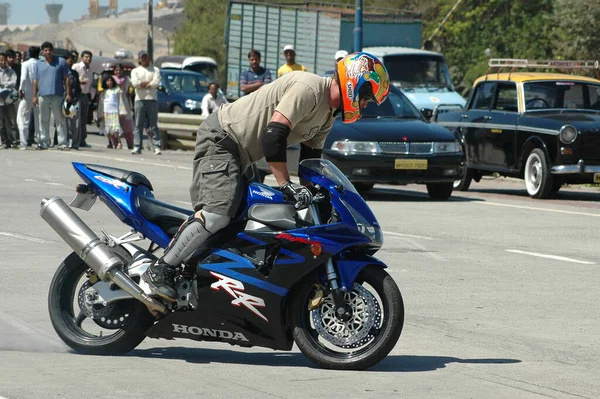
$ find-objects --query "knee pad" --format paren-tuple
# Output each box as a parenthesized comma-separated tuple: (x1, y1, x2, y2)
(201, 210, 231, 234)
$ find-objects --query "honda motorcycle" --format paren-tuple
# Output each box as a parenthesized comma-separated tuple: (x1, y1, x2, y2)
(41, 159, 404, 370)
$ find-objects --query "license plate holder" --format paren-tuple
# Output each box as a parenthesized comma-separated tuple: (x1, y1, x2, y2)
(394, 159, 428, 170)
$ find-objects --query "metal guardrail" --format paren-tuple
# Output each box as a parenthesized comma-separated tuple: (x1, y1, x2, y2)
(157, 113, 205, 150)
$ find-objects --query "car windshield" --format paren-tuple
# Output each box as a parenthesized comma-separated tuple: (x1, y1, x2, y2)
(383, 54, 451, 91)
(164, 73, 209, 93)
(524, 81, 600, 111)
(360, 86, 423, 119)
(299, 159, 358, 194)
(185, 63, 219, 83)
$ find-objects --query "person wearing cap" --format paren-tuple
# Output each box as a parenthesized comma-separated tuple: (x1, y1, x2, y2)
(277, 45, 307, 78)
(130, 50, 162, 155)
(72, 50, 93, 148)
(239, 49, 272, 95)
(138, 52, 391, 302)
(324, 50, 349, 77)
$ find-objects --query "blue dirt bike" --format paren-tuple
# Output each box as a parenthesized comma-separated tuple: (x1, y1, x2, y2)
(41, 159, 404, 370)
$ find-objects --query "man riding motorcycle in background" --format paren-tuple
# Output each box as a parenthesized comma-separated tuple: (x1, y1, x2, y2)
(141, 52, 391, 302)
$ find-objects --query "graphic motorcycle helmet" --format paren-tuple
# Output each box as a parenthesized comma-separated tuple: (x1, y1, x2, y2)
(62, 100, 79, 119)
(335, 52, 390, 123)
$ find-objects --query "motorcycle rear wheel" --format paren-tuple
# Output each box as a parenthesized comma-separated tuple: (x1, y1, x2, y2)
(48, 251, 155, 355)
(292, 266, 404, 370)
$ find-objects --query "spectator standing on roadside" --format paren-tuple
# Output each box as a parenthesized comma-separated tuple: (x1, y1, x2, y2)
(15, 51, 22, 65)
(277, 45, 307, 78)
(324, 50, 349, 76)
(239, 49, 272, 95)
(18, 46, 40, 148)
(98, 75, 125, 149)
(64, 52, 81, 149)
(130, 50, 161, 155)
(201, 82, 227, 117)
(72, 50, 93, 148)
(0, 52, 19, 149)
(32, 41, 71, 150)
(113, 63, 134, 149)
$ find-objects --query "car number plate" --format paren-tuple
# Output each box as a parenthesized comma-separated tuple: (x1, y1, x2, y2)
(594, 173, 600, 183)
(394, 159, 428, 170)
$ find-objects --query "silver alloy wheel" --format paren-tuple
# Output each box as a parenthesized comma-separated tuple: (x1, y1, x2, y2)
(525, 152, 543, 195)
(311, 283, 380, 347)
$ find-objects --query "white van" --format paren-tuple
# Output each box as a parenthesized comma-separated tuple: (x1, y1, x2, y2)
(363, 46, 466, 111)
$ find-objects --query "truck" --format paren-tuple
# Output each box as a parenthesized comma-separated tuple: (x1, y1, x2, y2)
(224, 0, 465, 110)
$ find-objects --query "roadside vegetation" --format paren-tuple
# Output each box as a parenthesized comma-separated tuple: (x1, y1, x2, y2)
(174, 0, 600, 90)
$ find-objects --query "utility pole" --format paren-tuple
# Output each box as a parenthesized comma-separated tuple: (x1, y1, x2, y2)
(147, 0, 154, 63)
(353, 0, 363, 52)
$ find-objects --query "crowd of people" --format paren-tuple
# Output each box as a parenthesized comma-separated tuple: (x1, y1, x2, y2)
(1, 43, 163, 155)
(1, 41, 346, 156)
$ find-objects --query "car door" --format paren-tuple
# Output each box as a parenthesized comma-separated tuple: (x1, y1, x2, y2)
(484, 82, 519, 169)
(462, 81, 495, 166)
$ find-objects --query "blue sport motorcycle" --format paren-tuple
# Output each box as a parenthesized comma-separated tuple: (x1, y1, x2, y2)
(41, 159, 404, 370)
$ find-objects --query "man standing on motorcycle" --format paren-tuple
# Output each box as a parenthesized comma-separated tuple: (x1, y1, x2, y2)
(141, 53, 391, 301)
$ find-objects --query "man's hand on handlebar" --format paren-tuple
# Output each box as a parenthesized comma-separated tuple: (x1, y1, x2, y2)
(281, 181, 313, 209)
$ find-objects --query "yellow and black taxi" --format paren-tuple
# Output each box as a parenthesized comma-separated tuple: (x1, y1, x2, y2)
(434, 59, 600, 199)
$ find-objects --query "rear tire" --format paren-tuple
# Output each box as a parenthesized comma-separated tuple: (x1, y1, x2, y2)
(292, 266, 404, 370)
(426, 182, 453, 200)
(48, 252, 155, 355)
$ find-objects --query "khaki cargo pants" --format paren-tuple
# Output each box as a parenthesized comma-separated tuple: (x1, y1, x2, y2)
(189, 112, 245, 218)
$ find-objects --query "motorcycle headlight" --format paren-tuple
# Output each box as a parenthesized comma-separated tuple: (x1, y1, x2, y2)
(559, 125, 577, 144)
(340, 198, 383, 246)
(433, 141, 460, 153)
(331, 141, 381, 155)
(185, 99, 200, 110)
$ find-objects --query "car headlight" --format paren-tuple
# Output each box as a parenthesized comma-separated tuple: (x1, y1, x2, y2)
(331, 140, 381, 154)
(433, 141, 460, 153)
(339, 199, 383, 246)
(559, 125, 577, 144)
(184, 99, 201, 110)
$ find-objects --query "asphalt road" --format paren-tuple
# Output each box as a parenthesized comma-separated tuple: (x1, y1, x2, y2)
(1, 132, 600, 398)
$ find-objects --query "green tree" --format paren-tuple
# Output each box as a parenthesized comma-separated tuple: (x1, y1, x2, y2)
(173, 0, 228, 82)
(553, 0, 600, 60)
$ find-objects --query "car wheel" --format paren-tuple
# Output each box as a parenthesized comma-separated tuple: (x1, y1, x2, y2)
(426, 182, 453, 200)
(172, 105, 183, 114)
(550, 180, 562, 194)
(524, 148, 554, 199)
(353, 183, 374, 193)
(453, 165, 473, 191)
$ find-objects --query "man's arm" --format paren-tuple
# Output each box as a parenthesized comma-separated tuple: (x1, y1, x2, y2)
(18, 62, 29, 95)
(240, 81, 264, 94)
(130, 68, 141, 88)
(63, 62, 71, 102)
(264, 69, 272, 84)
(32, 79, 39, 105)
(148, 67, 161, 89)
(264, 111, 293, 185)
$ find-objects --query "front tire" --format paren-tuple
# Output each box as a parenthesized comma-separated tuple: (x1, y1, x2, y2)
(524, 148, 554, 199)
(426, 182, 454, 200)
(48, 252, 155, 355)
(292, 266, 404, 370)
(453, 165, 473, 191)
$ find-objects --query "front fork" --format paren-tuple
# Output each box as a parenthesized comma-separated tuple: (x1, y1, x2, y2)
(309, 204, 353, 322)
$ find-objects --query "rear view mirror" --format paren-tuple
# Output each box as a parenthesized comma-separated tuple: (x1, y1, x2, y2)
(421, 108, 433, 120)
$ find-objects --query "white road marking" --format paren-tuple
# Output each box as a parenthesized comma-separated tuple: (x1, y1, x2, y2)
(478, 201, 600, 217)
(45, 182, 65, 186)
(506, 249, 595, 265)
(0, 232, 53, 244)
(384, 231, 436, 241)
(24, 178, 37, 182)
(55, 150, 193, 170)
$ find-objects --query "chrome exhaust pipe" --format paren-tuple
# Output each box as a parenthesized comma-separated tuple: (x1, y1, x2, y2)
(40, 197, 166, 315)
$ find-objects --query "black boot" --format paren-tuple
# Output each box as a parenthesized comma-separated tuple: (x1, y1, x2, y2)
(141, 260, 178, 302)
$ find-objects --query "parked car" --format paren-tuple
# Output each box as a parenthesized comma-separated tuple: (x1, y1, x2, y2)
(155, 55, 219, 83)
(157, 69, 210, 114)
(258, 86, 463, 200)
(434, 58, 600, 199)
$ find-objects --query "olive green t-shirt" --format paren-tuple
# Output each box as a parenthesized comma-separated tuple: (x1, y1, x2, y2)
(218, 72, 335, 169)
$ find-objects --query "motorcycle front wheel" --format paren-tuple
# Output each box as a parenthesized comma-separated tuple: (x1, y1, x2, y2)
(48, 251, 155, 355)
(292, 266, 404, 370)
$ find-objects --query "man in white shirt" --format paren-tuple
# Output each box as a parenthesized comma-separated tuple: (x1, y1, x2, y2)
(130, 50, 162, 155)
(72, 50, 93, 148)
(17, 46, 40, 149)
(201, 83, 227, 117)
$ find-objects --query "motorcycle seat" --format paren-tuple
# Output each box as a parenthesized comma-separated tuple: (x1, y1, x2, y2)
(85, 164, 154, 191)
(136, 196, 194, 237)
